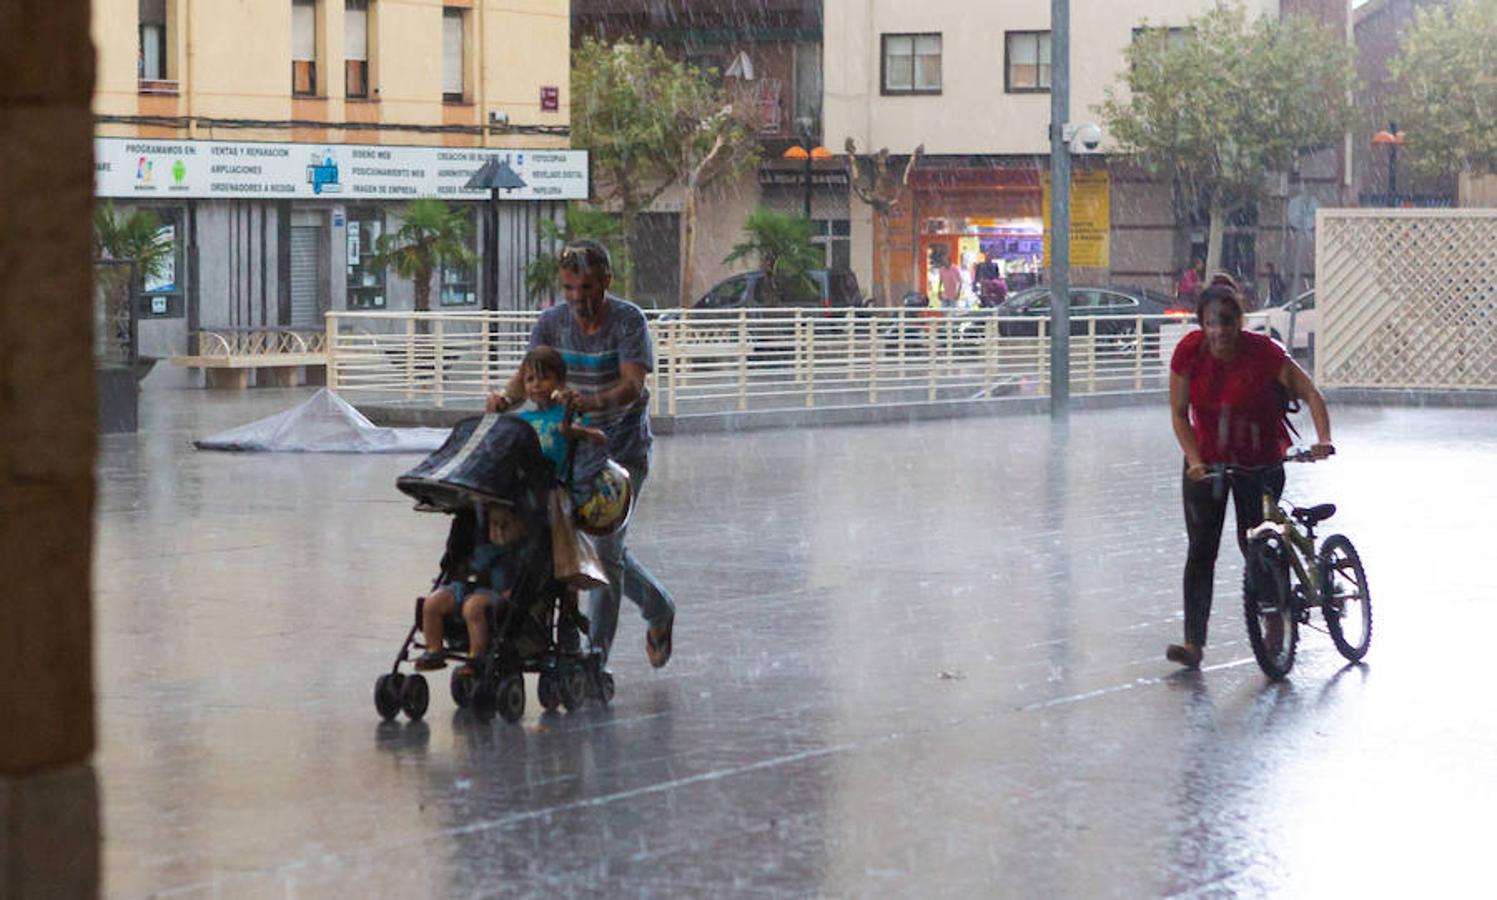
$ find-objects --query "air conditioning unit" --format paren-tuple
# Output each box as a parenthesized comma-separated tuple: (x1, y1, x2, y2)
(488, 110, 509, 127)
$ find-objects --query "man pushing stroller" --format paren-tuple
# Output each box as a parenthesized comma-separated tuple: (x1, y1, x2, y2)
(487, 239, 677, 671)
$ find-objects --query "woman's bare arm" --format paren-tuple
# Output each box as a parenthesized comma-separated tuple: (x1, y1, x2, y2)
(1170, 372, 1207, 480)
(1279, 360, 1333, 456)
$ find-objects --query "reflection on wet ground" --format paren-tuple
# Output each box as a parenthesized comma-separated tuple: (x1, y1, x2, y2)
(96, 387, 1497, 896)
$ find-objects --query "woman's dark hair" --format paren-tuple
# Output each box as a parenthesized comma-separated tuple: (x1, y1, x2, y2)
(522, 345, 566, 382)
(1196, 273, 1246, 323)
(558, 239, 612, 277)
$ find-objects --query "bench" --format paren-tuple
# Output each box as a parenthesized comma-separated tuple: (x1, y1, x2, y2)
(171, 327, 328, 389)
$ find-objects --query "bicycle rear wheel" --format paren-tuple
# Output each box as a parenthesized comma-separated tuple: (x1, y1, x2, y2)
(1245, 539, 1298, 679)
(1320, 534, 1372, 662)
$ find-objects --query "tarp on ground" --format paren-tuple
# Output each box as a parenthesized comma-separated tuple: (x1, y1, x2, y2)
(194, 388, 450, 453)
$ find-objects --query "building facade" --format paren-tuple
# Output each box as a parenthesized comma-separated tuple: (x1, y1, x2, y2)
(572, 0, 840, 308)
(825, 0, 1350, 305)
(93, 0, 577, 371)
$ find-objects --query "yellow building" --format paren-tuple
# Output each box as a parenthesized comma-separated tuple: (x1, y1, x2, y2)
(92, 0, 580, 373)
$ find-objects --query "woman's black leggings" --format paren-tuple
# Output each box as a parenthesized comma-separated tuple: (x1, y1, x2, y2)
(1181, 463, 1285, 648)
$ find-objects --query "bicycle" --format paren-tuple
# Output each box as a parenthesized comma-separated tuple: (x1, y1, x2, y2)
(1213, 449, 1373, 679)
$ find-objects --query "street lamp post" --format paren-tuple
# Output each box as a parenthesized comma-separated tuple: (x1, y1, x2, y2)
(782, 125, 830, 221)
(1371, 122, 1407, 207)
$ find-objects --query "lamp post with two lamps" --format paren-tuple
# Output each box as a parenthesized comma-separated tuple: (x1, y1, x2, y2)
(782, 123, 832, 220)
(1371, 122, 1407, 207)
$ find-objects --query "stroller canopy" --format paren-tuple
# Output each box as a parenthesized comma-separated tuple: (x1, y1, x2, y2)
(397, 414, 554, 512)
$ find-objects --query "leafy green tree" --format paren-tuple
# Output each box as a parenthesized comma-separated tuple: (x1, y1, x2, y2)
(523, 204, 630, 304)
(1389, 0, 1497, 181)
(1099, 3, 1355, 273)
(571, 37, 758, 305)
(372, 199, 475, 318)
(94, 200, 173, 287)
(723, 208, 823, 305)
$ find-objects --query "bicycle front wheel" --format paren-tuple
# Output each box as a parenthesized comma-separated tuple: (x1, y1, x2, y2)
(1320, 534, 1372, 662)
(1246, 539, 1298, 679)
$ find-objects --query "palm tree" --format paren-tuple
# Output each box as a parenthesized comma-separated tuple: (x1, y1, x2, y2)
(722, 208, 822, 304)
(373, 199, 476, 317)
(523, 204, 630, 305)
(94, 200, 173, 288)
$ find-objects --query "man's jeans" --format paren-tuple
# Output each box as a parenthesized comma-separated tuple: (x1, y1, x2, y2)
(588, 457, 675, 663)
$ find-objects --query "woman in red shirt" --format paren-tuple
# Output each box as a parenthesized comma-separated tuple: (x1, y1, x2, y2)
(1166, 276, 1334, 668)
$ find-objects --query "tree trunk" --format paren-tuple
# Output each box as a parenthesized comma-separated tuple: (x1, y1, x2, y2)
(618, 197, 640, 300)
(414, 264, 432, 335)
(877, 211, 893, 306)
(679, 181, 698, 308)
(1205, 200, 1226, 280)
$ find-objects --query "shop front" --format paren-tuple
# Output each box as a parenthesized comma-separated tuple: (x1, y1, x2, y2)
(93, 137, 585, 367)
(896, 164, 1045, 307)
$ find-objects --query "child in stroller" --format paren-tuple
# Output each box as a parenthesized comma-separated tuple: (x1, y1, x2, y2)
(374, 414, 615, 724)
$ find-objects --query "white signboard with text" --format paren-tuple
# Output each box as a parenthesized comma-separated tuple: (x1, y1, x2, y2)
(95, 138, 589, 201)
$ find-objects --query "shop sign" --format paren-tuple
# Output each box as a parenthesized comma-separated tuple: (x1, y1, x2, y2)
(758, 169, 849, 187)
(1042, 171, 1111, 269)
(95, 138, 589, 201)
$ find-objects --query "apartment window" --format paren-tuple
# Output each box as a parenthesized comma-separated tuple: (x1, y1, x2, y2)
(439, 210, 478, 306)
(346, 209, 386, 309)
(138, 0, 167, 81)
(345, 0, 369, 98)
(442, 8, 466, 103)
(812, 219, 851, 271)
(793, 41, 822, 128)
(292, 0, 318, 96)
(882, 34, 941, 95)
(1005, 31, 1051, 92)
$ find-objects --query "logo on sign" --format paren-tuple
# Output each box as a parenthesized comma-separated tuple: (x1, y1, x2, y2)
(307, 149, 342, 195)
(172, 159, 186, 184)
(136, 157, 153, 183)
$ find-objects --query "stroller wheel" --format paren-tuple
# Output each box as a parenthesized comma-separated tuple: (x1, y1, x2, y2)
(373, 674, 401, 721)
(400, 674, 430, 721)
(537, 672, 562, 711)
(450, 668, 476, 708)
(561, 666, 587, 712)
(496, 674, 526, 723)
(596, 670, 616, 706)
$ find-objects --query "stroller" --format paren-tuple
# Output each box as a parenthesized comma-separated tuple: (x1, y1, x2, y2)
(372, 414, 614, 724)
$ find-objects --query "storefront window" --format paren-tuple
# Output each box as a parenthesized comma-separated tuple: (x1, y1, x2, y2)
(439, 209, 478, 306)
(139, 207, 184, 318)
(346, 208, 386, 309)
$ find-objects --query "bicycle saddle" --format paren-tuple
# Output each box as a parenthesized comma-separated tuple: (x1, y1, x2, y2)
(1291, 503, 1337, 526)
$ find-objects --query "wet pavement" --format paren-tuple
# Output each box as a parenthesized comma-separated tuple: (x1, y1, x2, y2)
(96, 385, 1497, 897)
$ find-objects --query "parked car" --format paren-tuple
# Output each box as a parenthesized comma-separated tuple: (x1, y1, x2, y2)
(687, 268, 865, 312)
(1246, 289, 1315, 353)
(1158, 288, 1316, 364)
(955, 285, 1193, 351)
(654, 269, 865, 366)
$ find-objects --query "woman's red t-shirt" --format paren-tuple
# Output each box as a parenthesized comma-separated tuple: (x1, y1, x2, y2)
(1170, 330, 1290, 466)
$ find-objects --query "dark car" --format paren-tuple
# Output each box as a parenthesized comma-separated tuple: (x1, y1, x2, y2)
(690, 269, 865, 311)
(973, 285, 1193, 342)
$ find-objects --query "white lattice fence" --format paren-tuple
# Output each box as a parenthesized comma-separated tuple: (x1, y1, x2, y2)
(1318, 209, 1497, 390)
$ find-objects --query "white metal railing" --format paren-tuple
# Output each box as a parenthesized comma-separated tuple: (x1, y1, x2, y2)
(325, 308, 1178, 414)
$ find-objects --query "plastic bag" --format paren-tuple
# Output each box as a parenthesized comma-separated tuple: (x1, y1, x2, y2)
(549, 489, 608, 590)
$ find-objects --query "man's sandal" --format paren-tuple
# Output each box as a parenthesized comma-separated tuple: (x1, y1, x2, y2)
(646, 615, 674, 669)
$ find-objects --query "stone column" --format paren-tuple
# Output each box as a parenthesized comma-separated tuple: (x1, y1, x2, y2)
(0, 1, 101, 897)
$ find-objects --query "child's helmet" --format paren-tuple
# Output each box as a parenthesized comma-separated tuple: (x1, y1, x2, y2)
(576, 460, 634, 536)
